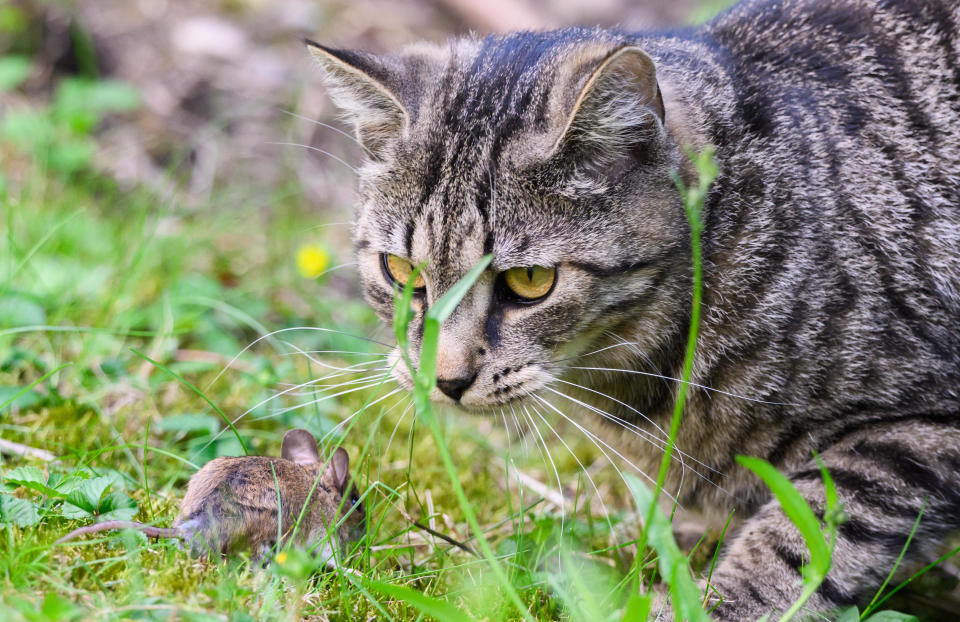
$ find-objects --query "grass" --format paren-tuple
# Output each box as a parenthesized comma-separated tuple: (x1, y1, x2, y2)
(1, 48, 956, 622)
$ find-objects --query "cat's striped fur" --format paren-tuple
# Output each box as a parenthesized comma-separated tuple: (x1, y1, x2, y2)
(308, 0, 960, 618)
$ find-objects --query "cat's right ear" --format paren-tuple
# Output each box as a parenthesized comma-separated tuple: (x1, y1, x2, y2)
(305, 40, 408, 161)
(548, 45, 666, 178)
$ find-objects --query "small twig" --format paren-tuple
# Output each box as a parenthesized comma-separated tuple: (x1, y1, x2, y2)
(0, 437, 57, 462)
(412, 520, 477, 558)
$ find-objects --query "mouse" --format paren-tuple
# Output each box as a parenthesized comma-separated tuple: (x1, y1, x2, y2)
(55, 428, 365, 564)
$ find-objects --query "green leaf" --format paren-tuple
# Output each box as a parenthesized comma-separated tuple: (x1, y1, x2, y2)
(3, 466, 64, 498)
(622, 591, 652, 621)
(0, 294, 47, 328)
(862, 612, 919, 622)
(97, 492, 138, 522)
(39, 593, 81, 621)
(0, 56, 31, 92)
(363, 578, 474, 622)
(737, 455, 830, 577)
(624, 474, 711, 622)
(65, 476, 112, 514)
(0, 494, 41, 527)
(425, 255, 492, 325)
(392, 263, 425, 351)
(835, 606, 860, 622)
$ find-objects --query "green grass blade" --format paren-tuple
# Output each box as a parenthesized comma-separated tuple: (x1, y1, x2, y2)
(625, 473, 710, 622)
(0, 363, 70, 413)
(363, 578, 474, 622)
(129, 348, 248, 455)
(861, 500, 926, 619)
(425, 255, 492, 325)
(736, 455, 829, 575)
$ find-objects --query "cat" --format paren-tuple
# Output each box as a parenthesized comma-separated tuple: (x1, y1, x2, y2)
(306, 0, 960, 618)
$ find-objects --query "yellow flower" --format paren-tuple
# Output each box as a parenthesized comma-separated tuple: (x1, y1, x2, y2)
(274, 551, 288, 565)
(296, 244, 330, 279)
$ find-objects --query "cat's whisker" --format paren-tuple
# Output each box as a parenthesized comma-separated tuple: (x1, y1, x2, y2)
(553, 364, 793, 406)
(520, 403, 566, 534)
(543, 380, 728, 490)
(207, 326, 392, 389)
(543, 383, 696, 490)
(276, 373, 392, 396)
(281, 340, 389, 373)
(382, 399, 416, 457)
(278, 108, 376, 158)
(523, 394, 615, 532)
(278, 350, 387, 358)
(321, 386, 406, 443)
(267, 141, 360, 175)
(259, 379, 399, 421)
(192, 370, 389, 457)
(530, 393, 680, 506)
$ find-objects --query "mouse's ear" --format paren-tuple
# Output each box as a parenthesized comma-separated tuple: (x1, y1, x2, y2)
(281, 429, 320, 464)
(327, 447, 350, 492)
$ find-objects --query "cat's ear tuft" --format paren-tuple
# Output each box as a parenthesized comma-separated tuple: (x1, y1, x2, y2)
(305, 39, 408, 161)
(551, 45, 665, 176)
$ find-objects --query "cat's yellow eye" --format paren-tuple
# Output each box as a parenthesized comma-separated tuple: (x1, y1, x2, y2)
(381, 254, 425, 290)
(503, 266, 556, 301)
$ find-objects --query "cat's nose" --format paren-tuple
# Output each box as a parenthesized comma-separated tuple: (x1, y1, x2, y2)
(436, 375, 476, 402)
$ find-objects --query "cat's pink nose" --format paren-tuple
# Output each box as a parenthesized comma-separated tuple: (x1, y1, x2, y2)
(436, 375, 476, 402)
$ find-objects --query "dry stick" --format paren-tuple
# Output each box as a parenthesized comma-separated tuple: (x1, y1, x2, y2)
(0, 438, 57, 462)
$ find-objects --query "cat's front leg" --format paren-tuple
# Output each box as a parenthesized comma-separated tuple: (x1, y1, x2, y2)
(706, 419, 960, 621)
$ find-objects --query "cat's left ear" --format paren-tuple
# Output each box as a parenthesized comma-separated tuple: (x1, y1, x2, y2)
(550, 45, 665, 168)
(306, 40, 409, 161)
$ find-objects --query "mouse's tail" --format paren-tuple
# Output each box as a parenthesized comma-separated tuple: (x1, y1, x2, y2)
(55, 520, 180, 544)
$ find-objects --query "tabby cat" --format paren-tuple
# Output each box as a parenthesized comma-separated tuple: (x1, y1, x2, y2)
(306, 0, 960, 618)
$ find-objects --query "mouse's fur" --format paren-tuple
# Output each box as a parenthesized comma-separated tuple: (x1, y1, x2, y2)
(56, 429, 364, 563)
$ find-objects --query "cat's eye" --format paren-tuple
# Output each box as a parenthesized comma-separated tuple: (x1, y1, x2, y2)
(502, 266, 556, 302)
(381, 254, 425, 291)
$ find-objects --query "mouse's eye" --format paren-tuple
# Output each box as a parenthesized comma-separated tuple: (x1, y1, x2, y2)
(381, 254, 425, 292)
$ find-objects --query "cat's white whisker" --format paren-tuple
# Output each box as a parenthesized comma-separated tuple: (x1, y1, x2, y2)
(321, 386, 406, 442)
(267, 141, 360, 175)
(254, 378, 397, 421)
(281, 340, 389, 373)
(207, 326, 392, 389)
(520, 403, 566, 535)
(542, 381, 728, 495)
(524, 395, 615, 532)
(382, 399, 416, 457)
(531, 393, 680, 506)
(557, 365, 792, 406)
(278, 108, 376, 158)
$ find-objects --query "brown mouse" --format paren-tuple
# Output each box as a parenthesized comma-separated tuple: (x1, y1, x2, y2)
(56, 429, 365, 564)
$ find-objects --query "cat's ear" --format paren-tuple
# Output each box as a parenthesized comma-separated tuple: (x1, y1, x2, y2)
(306, 40, 408, 161)
(551, 45, 665, 174)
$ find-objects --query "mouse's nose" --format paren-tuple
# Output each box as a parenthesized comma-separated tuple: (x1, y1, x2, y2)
(436, 375, 476, 402)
